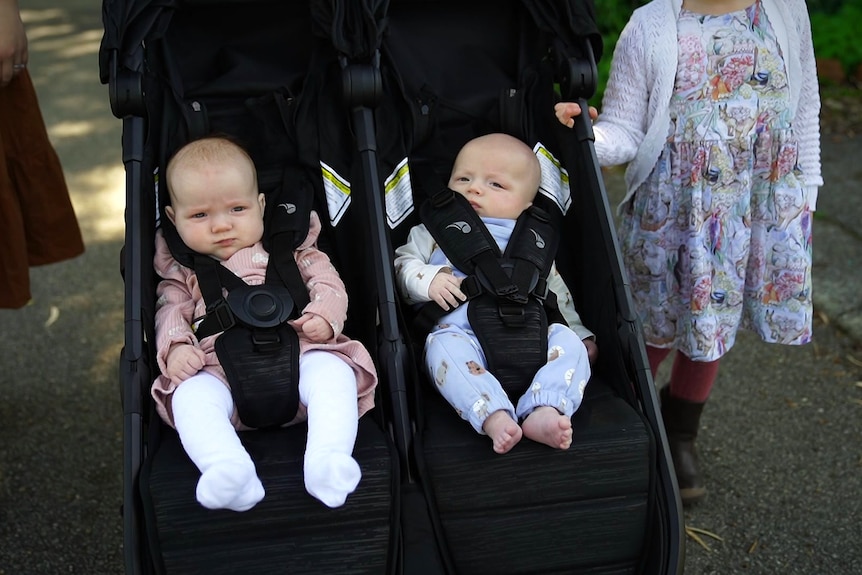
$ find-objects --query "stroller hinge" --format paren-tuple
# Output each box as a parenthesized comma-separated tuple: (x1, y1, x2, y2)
(108, 50, 146, 119)
(340, 51, 382, 108)
(552, 40, 597, 101)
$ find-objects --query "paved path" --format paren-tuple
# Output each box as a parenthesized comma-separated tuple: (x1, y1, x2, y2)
(0, 2, 860, 574)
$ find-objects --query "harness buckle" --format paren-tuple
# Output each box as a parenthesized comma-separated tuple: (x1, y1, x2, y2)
(207, 299, 236, 332)
(498, 303, 526, 327)
(252, 329, 281, 353)
(460, 275, 483, 299)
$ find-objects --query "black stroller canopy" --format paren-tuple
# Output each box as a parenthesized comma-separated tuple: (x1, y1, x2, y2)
(311, 0, 390, 60)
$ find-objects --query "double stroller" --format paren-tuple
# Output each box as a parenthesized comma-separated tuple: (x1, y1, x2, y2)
(100, 0, 685, 573)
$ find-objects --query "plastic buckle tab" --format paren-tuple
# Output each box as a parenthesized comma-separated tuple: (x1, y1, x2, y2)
(208, 300, 236, 332)
(461, 275, 483, 299)
(252, 330, 281, 353)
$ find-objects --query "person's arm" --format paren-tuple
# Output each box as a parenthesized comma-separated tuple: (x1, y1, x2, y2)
(588, 16, 651, 167)
(153, 234, 205, 383)
(548, 264, 598, 363)
(393, 224, 453, 305)
(791, 0, 823, 208)
(291, 211, 347, 342)
(0, 0, 28, 86)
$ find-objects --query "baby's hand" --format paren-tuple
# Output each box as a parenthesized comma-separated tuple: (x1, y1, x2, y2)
(294, 313, 334, 342)
(428, 271, 467, 311)
(165, 343, 206, 384)
(554, 102, 598, 128)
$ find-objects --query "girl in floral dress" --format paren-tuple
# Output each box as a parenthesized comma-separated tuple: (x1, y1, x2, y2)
(555, 0, 821, 504)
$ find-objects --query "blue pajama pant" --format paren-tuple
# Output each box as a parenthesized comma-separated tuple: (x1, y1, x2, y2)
(424, 306, 590, 434)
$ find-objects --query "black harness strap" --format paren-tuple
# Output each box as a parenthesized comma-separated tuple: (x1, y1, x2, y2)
(420, 189, 519, 299)
(506, 200, 559, 304)
(414, 188, 562, 394)
(160, 167, 316, 428)
(192, 255, 244, 339)
(262, 168, 314, 312)
(415, 189, 559, 327)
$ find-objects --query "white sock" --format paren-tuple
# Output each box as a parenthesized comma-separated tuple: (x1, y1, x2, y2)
(298, 351, 361, 508)
(171, 373, 265, 512)
(303, 451, 362, 508)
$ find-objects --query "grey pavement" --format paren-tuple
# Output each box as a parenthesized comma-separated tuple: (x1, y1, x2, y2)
(0, 2, 860, 574)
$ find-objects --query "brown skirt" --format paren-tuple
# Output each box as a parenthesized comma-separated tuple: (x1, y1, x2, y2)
(0, 69, 84, 309)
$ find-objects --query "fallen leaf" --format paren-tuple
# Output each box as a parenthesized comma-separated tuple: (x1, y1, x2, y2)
(748, 539, 759, 554)
(685, 525, 723, 552)
(44, 305, 60, 328)
(687, 526, 724, 541)
(686, 528, 712, 552)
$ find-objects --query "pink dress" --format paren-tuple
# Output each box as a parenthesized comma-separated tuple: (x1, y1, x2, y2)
(152, 210, 377, 429)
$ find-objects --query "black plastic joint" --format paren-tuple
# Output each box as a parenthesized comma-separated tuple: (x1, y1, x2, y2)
(109, 51, 146, 118)
(558, 56, 596, 101)
(341, 53, 382, 108)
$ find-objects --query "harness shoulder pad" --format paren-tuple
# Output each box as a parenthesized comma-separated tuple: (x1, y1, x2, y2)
(418, 188, 499, 274)
(506, 204, 560, 276)
(262, 168, 313, 252)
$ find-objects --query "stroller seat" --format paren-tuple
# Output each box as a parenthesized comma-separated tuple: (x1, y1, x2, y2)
(417, 381, 651, 574)
(143, 422, 395, 574)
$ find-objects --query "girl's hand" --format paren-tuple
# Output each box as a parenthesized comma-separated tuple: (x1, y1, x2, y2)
(165, 343, 206, 385)
(554, 102, 598, 128)
(294, 313, 334, 342)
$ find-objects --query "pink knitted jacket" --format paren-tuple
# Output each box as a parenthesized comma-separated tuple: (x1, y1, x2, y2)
(151, 210, 377, 429)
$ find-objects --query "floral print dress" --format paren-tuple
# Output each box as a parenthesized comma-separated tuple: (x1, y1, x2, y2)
(620, 0, 812, 361)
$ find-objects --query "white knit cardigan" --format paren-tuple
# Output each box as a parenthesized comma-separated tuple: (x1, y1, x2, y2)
(594, 0, 823, 211)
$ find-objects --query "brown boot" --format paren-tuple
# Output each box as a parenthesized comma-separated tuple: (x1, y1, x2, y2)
(659, 386, 707, 505)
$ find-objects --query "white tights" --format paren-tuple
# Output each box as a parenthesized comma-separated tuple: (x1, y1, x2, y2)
(170, 350, 360, 511)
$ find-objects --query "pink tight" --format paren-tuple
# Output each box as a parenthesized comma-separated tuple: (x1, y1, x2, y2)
(645, 346, 720, 403)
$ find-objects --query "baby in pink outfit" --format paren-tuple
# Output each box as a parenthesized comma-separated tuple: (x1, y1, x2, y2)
(152, 136, 377, 511)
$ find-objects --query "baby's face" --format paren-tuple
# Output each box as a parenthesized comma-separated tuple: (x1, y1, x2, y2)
(447, 136, 538, 220)
(166, 160, 265, 261)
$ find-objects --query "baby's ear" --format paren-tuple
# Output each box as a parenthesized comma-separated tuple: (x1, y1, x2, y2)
(258, 192, 266, 211)
(165, 205, 176, 225)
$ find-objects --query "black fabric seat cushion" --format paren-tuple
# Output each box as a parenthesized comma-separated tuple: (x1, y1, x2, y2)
(417, 379, 653, 575)
(141, 417, 396, 575)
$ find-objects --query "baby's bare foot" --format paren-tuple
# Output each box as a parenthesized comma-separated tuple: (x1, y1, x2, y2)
(522, 406, 573, 450)
(482, 410, 523, 454)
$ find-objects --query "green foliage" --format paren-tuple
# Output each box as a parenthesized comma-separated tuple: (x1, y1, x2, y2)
(592, 0, 647, 105)
(810, 4, 862, 79)
(806, 0, 862, 15)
